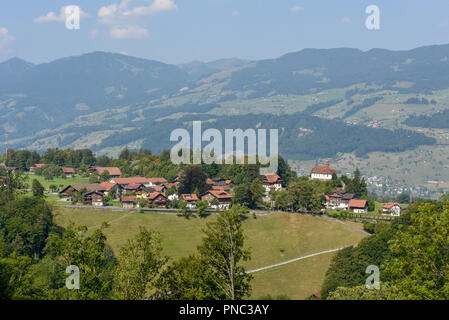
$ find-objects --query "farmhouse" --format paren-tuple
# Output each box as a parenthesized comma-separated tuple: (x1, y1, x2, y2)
(262, 174, 282, 192)
(147, 192, 168, 207)
(202, 190, 233, 210)
(182, 194, 199, 208)
(99, 182, 118, 196)
(311, 160, 337, 180)
(325, 190, 355, 210)
(383, 202, 401, 216)
(85, 191, 104, 206)
(93, 167, 122, 178)
(348, 199, 368, 214)
(62, 167, 75, 178)
(121, 196, 137, 208)
(59, 183, 106, 197)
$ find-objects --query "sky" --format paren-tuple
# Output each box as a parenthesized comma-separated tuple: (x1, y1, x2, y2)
(1, 0, 449, 64)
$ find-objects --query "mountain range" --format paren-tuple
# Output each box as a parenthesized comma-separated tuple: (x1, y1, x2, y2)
(2, 44, 449, 162)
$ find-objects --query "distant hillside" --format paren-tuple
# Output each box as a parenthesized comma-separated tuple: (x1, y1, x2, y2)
(0, 57, 34, 88)
(93, 112, 436, 160)
(2, 44, 449, 159)
(178, 58, 249, 79)
(223, 45, 449, 98)
(405, 109, 449, 128)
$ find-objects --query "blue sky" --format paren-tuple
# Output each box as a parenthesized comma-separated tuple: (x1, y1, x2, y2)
(1, 0, 449, 64)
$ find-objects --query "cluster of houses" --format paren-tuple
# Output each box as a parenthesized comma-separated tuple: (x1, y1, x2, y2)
(58, 167, 239, 210)
(324, 190, 368, 213)
(28, 159, 403, 216)
(313, 160, 402, 216)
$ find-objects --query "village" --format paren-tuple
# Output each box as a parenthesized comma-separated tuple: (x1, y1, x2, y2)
(10, 159, 403, 217)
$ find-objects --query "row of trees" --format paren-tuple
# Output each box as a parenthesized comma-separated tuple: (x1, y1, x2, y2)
(322, 197, 449, 299)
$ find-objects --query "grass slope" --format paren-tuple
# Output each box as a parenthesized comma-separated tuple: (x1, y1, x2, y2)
(54, 207, 366, 298)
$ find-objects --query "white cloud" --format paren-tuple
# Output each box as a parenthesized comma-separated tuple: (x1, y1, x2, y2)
(232, 11, 240, 16)
(123, 0, 178, 17)
(0, 27, 15, 50)
(342, 17, 351, 24)
(34, 6, 88, 24)
(110, 25, 148, 39)
(291, 6, 304, 13)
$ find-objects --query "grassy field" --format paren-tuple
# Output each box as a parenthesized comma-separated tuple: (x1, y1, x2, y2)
(54, 207, 366, 299)
(25, 174, 90, 190)
(250, 252, 335, 299)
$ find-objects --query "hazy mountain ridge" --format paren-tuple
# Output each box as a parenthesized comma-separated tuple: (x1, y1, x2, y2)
(2, 44, 449, 160)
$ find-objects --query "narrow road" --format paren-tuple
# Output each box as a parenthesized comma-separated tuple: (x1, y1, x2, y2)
(246, 246, 352, 274)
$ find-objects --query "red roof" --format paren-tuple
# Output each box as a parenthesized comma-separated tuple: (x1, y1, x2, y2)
(206, 179, 215, 185)
(383, 202, 400, 209)
(212, 185, 231, 191)
(311, 160, 337, 175)
(311, 166, 337, 175)
(121, 196, 136, 202)
(125, 183, 143, 190)
(112, 177, 150, 185)
(148, 192, 167, 200)
(263, 174, 282, 184)
(100, 182, 117, 191)
(96, 167, 122, 176)
(149, 177, 168, 184)
(62, 167, 75, 174)
(33, 163, 46, 168)
(182, 194, 199, 201)
(349, 199, 367, 209)
(163, 183, 177, 189)
(151, 185, 165, 192)
(206, 190, 233, 199)
(329, 193, 342, 198)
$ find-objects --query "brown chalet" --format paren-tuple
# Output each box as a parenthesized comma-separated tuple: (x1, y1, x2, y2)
(62, 167, 75, 177)
(147, 192, 167, 207)
(121, 196, 137, 208)
(202, 190, 233, 209)
(93, 167, 122, 178)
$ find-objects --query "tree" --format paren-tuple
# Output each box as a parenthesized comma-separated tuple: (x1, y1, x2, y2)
(196, 200, 209, 217)
(137, 197, 149, 208)
(155, 255, 214, 300)
(100, 170, 110, 182)
(396, 193, 411, 204)
(178, 166, 208, 195)
(31, 179, 45, 197)
(114, 227, 167, 300)
(45, 223, 116, 300)
(177, 201, 191, 218)
(89, 172, 100, 183)
(49, 184, 58, 193)
(197, 207, 253, 300)
(276, 156, 297, 187)
(250, 178, 265, 208)
(382, 196, 449, 299)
